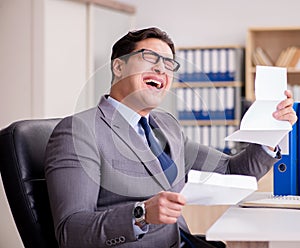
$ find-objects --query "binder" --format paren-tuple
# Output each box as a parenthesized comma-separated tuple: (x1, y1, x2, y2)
(194, 49, 202, 80)
(219, 49, 227, 81)
(178, 49, 188, 82)
(202, 126, 210, 146)
(210, 49, 218, 81)
(194, 125, 201, 143)
(224, 126, 236, 154)
(225, 87, 235, 119)
(176, 50, 186, 82)
(228, 48, 236, 81)
(186, 49, 194, 82)
(203, 49, 211, 79)
(185, 88, 195, 119)
(200, 88, 209, 120)
(298, 102, 300, 195)
(209, 87, 218, 120)
(273, 102, 299, 196)
(215, 87, 226, 120)
(193, 88, 201, 120)
(176, 47, 244, 83)
(176, 88, 185, 120)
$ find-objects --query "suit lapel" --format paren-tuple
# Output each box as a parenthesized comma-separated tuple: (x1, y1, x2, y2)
(98, 97, 171, 190)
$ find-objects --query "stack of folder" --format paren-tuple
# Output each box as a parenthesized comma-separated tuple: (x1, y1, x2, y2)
(176, 86, 236, 120)
(174, 46, 245, 155)
(176, 47, 244, 82)
(182, 125, 237, 153)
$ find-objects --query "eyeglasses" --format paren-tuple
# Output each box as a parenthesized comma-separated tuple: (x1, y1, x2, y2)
(126, 49, 180, 72)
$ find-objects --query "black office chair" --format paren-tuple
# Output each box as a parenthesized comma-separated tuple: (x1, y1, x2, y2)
(0, 119, 61, 248)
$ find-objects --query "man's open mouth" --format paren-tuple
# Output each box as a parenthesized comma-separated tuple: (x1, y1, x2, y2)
(144, 79, 163, 89)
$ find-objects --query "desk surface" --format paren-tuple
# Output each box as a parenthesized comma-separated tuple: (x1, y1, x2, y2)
(206, 192, 300, 242)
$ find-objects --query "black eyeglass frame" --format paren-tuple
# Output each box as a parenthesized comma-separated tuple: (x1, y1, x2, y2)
(124, 49, 180, 72)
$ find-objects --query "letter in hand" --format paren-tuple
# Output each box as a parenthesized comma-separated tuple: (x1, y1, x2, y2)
(144, 191, 186, 225)
(268, 90, 298, 151)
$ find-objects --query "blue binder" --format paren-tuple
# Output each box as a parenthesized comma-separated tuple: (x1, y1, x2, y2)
(298, 102, 300, 195)
(273, 102, 299, 196)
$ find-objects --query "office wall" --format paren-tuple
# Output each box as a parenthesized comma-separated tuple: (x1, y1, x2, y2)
(0, 0, 87, 128)
(42, 0, 87, 117)
(92, 5, 135, 103)
(120, 0, 300, 46)
(0, 0, 33, 129)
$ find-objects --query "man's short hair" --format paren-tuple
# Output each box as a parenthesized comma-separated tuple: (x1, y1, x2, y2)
(111, 27, 175, 62)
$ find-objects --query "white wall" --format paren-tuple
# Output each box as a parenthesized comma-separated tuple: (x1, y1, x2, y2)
(91, 5, 135, 104)
(0, 0, 33, 128)
(120, 0, 300, 47)
(0, 0, 88, 128)
(43, 0, 88, 117)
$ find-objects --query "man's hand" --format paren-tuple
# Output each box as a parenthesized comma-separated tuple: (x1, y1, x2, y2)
(273, 90, 298, 126)
(144, 191, 186, 225)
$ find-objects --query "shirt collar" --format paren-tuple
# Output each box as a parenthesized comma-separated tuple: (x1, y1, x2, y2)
(107, 96, 149, 128)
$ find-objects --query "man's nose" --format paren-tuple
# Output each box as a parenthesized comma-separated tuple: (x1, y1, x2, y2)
(153, 58, 166, 74)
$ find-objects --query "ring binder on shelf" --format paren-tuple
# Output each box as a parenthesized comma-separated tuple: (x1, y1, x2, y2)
(174, 46, 244, 153)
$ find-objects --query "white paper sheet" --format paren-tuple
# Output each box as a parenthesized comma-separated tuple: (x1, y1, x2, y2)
(180, 170, 257, 205)
(225, 66, 292, 152)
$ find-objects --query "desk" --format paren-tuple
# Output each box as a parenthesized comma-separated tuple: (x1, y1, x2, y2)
(206, 193, 300, 248)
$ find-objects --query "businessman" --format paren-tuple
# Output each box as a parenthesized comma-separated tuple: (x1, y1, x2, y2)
(45, 27, 297, 248)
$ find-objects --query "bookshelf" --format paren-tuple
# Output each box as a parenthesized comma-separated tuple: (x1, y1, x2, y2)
(245, 27, 300, 196)
(246, 27, 300, 101)
(175, 45, 245, 235)
(174, 46, 245, 155)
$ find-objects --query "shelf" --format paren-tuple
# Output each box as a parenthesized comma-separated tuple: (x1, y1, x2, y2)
(173, 81, 243, 88)
(177, 45, 244, 50)
(250, 67, 300, 74)
(246, 27, 300, 101)
(179, 120, 240, 126)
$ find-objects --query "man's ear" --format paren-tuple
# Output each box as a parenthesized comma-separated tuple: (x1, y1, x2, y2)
(112, 58, 124, 78)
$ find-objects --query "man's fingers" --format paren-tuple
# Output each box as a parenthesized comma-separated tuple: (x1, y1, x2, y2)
(285, 89, 293, 98)
(164, 191, 186, 205)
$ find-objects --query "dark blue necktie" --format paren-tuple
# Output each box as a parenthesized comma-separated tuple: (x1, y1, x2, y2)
(139, 117, 178, 185)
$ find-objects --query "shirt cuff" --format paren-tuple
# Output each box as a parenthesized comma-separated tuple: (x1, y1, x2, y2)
(132, 218, 149, 239)
(262, 145, 281, 158)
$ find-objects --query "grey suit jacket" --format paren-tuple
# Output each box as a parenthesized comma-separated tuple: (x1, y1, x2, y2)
(45, 96, 278, 248)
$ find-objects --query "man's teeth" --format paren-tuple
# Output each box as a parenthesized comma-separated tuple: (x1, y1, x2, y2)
(144, 79, 162, 89)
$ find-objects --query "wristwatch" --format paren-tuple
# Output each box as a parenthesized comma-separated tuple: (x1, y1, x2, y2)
(133, 201, 147, 228)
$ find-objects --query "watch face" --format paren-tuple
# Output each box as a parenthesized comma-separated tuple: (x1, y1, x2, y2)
(134, 206, 144, 218)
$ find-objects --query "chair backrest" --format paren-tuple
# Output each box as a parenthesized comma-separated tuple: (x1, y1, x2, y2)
(0, 119, 61, 248)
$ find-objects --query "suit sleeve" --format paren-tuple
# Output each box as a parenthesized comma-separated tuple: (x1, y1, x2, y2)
(183, 132, 279, 180)
(44, 116, 137, 248)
